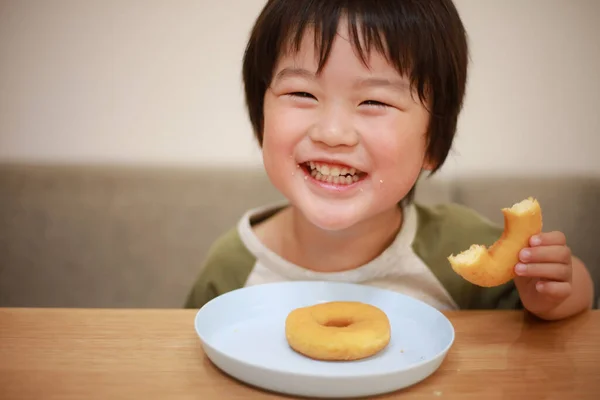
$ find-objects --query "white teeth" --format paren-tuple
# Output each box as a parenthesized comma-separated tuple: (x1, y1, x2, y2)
(305, 161, 363, 185)
(307, 163, 360, 176)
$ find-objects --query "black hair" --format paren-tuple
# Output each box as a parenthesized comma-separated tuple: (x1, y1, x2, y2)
(243, 0, 469, 201)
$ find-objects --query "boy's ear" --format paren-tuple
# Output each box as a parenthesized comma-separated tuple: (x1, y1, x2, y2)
(422, 155, 437, 172)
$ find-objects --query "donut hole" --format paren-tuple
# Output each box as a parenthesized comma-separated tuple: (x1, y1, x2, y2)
(323, 318, 353, 328)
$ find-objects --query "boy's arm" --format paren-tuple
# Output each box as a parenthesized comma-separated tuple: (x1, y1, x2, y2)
(514, 231, 595, 321)
(522, 255, 594, 320)
(183, 228, 256, 309)
(548, 256, 595, 315)
(183, 266, 218, 309)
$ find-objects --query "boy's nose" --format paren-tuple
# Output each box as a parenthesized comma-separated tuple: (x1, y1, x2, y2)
(309, 107, 359, 148)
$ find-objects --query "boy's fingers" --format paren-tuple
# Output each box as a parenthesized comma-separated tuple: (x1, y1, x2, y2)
(519, 245, 571, 264)
(530, 231, 567, 247)
(515, 263, 572, 282)
(535, 281, 572, 299)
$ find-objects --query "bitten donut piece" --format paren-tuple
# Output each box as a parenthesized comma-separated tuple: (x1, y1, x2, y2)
(285, 301, 391, 361)
(447, 197, 543, 287)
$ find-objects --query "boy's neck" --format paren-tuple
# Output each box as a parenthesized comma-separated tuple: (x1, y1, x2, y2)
(255, 204, 403, 273)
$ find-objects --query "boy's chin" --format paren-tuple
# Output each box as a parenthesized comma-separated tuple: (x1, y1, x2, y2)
(304, 214, 360, 232)
(297, 203, 367, 232)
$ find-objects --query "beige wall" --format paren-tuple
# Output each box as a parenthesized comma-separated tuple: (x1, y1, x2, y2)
(0, 0, 598, 178)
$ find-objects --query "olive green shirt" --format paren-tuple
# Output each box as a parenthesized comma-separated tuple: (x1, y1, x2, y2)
(184, 202, 522, 311)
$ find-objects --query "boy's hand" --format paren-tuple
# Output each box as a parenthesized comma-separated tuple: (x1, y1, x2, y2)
(513, 231, 573, 316)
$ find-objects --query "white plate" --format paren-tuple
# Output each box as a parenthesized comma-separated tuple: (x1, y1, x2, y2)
(194, 281, 454, 398)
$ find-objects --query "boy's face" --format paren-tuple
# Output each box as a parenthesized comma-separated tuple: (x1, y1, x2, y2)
(261, 22, 433, 231)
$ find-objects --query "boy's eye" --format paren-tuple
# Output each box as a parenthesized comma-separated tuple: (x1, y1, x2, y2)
(361, 100, 389, 108)
(289, 92, 316, 99)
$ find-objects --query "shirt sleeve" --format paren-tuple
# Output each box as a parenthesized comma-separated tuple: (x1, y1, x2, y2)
(183, 228, 256, 309)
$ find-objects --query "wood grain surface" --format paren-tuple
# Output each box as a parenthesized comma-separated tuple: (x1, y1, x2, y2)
(1, 308, 599, 399)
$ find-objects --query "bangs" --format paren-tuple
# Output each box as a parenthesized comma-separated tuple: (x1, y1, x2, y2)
(252, 0, 466, 108)
(243, 0, 468, 174)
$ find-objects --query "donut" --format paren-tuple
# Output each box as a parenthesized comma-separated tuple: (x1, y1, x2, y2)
(285, 301, 391, 361)
(447, 197, 543, 287)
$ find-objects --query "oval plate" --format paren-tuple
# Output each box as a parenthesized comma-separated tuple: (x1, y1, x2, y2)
(194, 281, 454, 398)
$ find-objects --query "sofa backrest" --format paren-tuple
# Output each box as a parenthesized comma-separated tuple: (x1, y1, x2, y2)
(1, 164, 598, 308)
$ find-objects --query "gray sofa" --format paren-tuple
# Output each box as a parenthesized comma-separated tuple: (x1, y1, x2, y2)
(1, 163, 598, 309)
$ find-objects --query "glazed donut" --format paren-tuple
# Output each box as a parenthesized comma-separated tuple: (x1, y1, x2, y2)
(448, 197, 543, 287)
(285, 301, 391, 361)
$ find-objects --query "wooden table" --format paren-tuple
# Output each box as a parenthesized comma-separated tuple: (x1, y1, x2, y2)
(1, 308, 599, 399)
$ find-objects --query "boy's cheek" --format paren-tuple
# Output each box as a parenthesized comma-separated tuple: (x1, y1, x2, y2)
(264, 108, 315, 138)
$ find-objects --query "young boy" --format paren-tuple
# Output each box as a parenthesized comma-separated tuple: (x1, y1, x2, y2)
(185, 0, 594, 320)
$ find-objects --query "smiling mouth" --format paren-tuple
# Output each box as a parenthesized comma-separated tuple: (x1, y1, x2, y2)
(300, 161, 367, 185)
